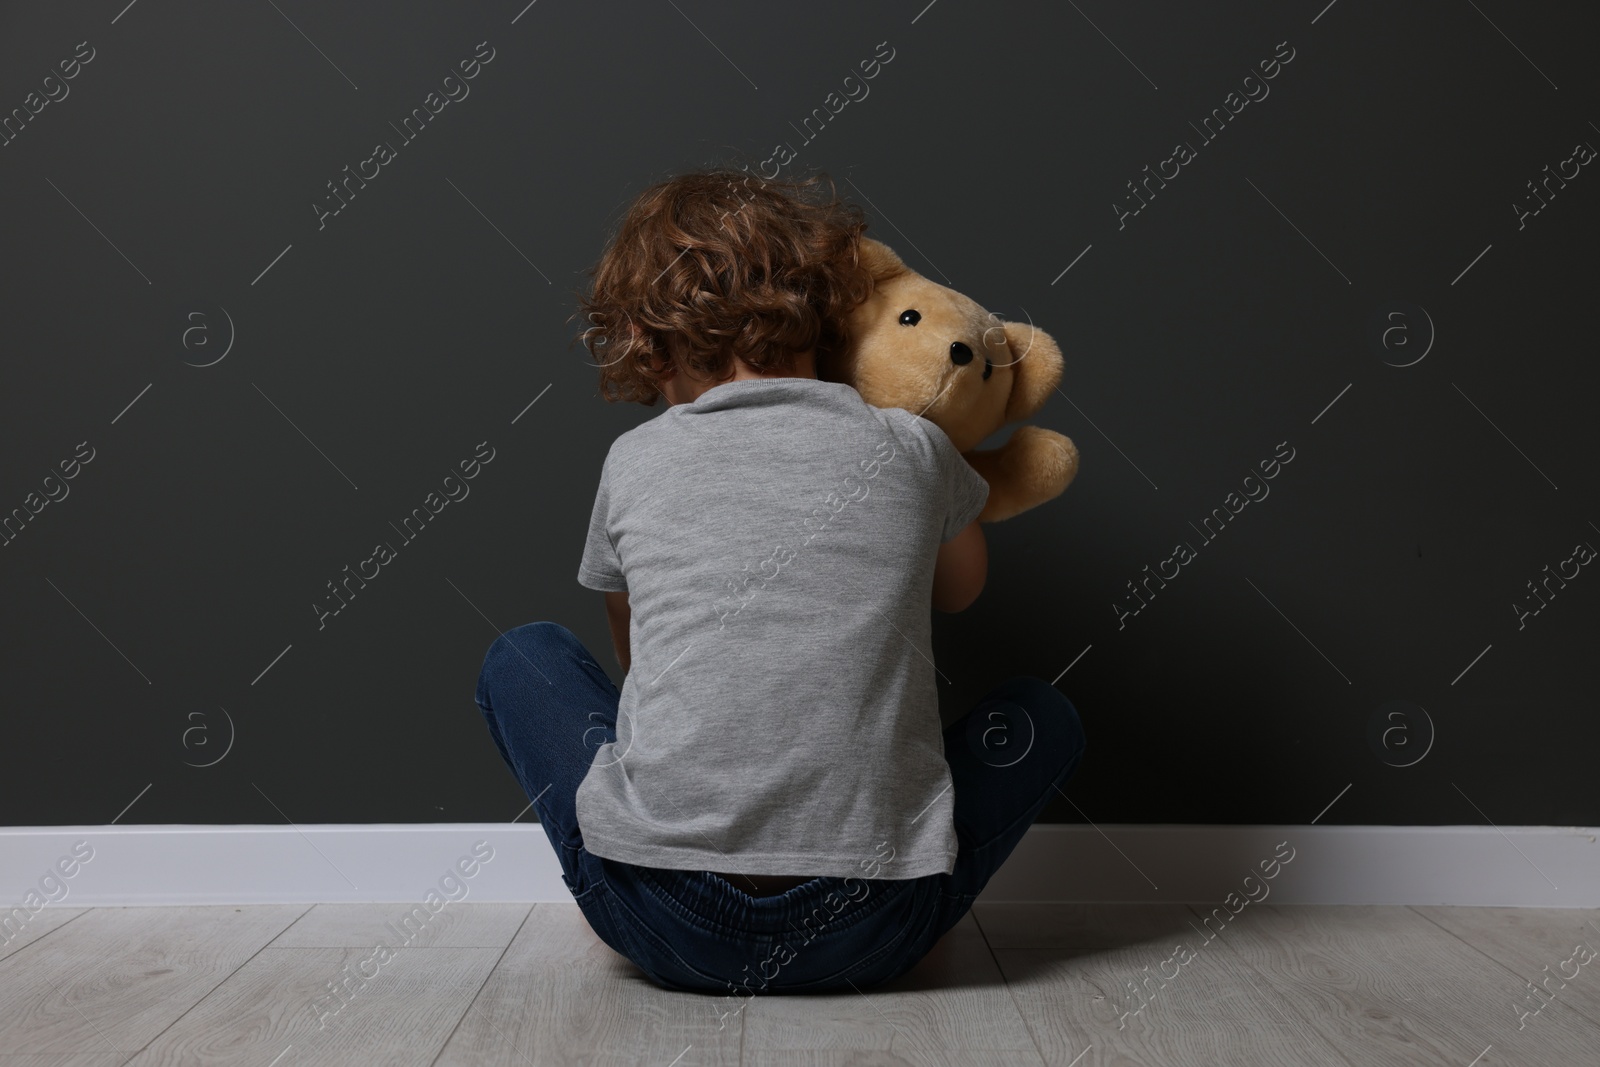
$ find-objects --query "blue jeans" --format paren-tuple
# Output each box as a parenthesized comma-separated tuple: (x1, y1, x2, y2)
(473, 621, 1085, 996)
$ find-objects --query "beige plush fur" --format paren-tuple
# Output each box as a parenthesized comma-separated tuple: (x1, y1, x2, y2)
(822, 238, 1079, 522)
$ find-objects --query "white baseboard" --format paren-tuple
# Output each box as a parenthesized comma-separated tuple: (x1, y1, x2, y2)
(984, 824, 1599, 906)
(1, 824, 1595, 910)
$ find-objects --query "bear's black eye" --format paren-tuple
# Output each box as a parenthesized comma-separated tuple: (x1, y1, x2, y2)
(898, 309, 920, 326)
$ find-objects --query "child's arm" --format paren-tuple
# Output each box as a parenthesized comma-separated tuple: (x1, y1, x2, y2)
(932, 520, 987, 613)
(603, 590, 631, 674)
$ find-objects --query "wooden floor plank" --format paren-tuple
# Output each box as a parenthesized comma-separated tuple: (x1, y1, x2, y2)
(992, 924, 1357, 1067)
(0, 905, 305, 1059)
(972, 902, 1200, 950)
(269, 902, 531, 949)
(123, 945, 505, 1066)
(1202, 904, 1600, 1067)
(433, 902, 743, 1067)
(1410, 905, 1600, 1031)
(0, 909, 89, 965)
(14, 901, 1597, 1066)
(745, 1053, 1045, 1066)
(741, 913, 1040, 1057)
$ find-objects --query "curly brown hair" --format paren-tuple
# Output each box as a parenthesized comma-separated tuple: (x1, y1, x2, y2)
(573, 169, 875, 405)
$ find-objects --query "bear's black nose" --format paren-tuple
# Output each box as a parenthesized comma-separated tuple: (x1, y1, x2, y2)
(950, 341, 974, 365)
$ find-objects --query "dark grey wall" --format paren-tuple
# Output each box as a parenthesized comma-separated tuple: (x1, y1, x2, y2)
(3, 0, 1595, 831)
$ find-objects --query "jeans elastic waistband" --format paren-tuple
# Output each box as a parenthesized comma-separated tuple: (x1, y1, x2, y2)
(625, 862, 918, 939)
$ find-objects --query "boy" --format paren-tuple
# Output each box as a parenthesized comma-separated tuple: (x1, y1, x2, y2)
(474, 170, 1085, 994)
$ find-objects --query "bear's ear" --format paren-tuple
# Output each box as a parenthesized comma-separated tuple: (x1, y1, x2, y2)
(1001, 319, 1064, 421)
(857, 237, 907, 282)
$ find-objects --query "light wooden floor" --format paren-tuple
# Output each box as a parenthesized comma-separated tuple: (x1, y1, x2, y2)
(1, 901, 1596, 1065)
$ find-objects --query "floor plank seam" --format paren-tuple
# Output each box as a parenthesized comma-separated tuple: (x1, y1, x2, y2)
(0, 906, 92, 972)
(968, 907, 1049, 1067)
(425, 901, 538, 1067)
(1403, 904, 1600, 1034)
(121, 903, 317, 1063)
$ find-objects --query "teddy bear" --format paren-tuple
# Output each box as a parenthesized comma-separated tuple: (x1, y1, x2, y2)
(821, 237, 1079, 522)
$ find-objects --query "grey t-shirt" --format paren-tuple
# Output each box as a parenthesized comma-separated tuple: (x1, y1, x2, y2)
(575, 376, 989, 880)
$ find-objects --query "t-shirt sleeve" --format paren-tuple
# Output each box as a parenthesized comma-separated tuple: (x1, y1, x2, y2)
(924, 421, 990, 542)
(577, 454, 628, 592)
